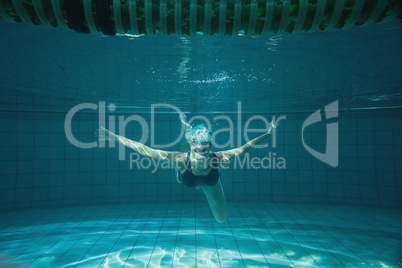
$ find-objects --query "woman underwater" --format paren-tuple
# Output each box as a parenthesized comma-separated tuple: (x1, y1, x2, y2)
(99, 113, 278, 223)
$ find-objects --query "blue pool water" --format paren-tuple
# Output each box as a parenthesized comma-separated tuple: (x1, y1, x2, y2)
(0, 203, 401, 267)
(0, 14, 401, 268)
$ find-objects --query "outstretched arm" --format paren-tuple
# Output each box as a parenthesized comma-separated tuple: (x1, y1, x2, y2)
(98, 126, 180, 162)
(216, 120, 278, 163)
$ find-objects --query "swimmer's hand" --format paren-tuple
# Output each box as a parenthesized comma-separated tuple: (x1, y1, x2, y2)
(96, 126, 116, 141)
(179, 112, 192, 129)
(179, 112, 187, 123)
(268, 119, 279, 133)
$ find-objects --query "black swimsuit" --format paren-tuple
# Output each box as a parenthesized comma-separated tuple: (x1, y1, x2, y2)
(178, 151, 219, 187)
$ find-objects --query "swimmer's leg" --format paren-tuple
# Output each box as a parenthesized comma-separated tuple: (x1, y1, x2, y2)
(201, 180, 227, 223)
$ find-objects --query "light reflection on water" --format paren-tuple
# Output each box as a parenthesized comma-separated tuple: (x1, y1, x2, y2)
(1, 20, 401, 114)
(0, 204, 400, 268)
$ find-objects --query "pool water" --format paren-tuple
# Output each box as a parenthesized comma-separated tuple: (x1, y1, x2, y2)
(1, 203, 400, 267)
(0, 5, 401, 268)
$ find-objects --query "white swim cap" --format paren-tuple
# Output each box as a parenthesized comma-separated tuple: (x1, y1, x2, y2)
(185, 125, 212, 145)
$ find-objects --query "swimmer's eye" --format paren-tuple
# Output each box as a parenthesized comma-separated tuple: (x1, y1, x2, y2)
(195, 147, 209, 153)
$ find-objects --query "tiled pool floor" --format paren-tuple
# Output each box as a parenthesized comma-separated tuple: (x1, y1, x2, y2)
(0, 202, 401, 267)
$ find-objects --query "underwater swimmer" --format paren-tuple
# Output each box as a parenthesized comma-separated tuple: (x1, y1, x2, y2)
(98, 113, 278, 223)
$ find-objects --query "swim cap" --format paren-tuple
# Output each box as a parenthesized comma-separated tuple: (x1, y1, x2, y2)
(185, 125, 212, 145)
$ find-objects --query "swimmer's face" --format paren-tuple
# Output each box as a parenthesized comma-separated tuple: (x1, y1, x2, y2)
(191, 142, 211, 158)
